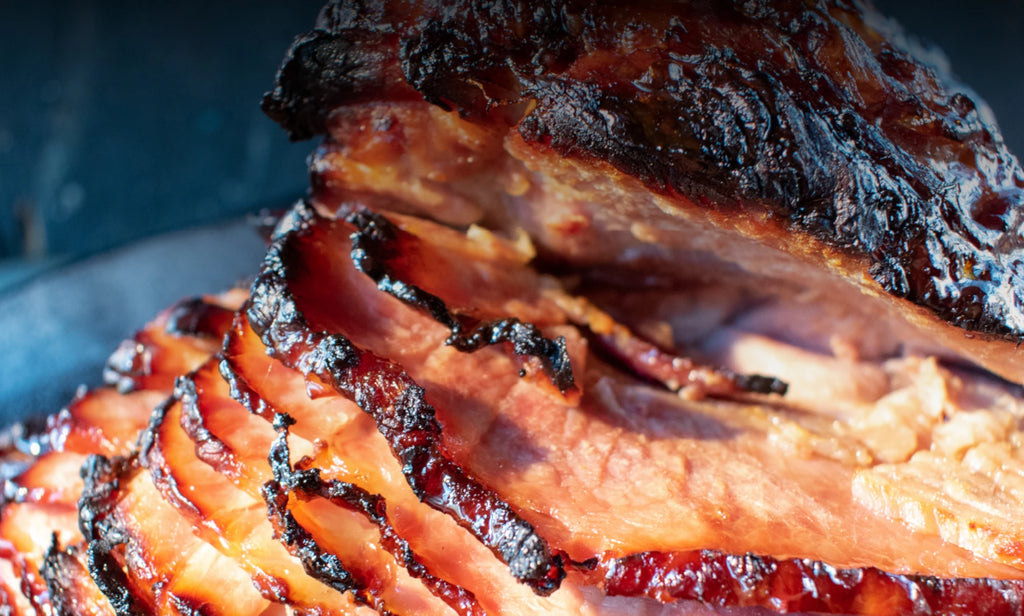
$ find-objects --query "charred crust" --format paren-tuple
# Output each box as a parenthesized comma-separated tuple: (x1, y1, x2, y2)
(40, 543, 79, 616)
(268, 418, 484, 615)
(566, 301, 788, 398)
(138, 389, 203, 519)
(271, 0, 1024, 341)
(77, 454, 132, 545)
(347, 208, 575, 392)
(78, 454, 145, 616)
(218, 356, 275, 422)
(263, 5, 414, 142)
(446, 319, 574, 393)
(263, 31, 362, 141)
(164, 298, 235, 340)
(179, 361, 253, 483)
(730, 372, 789, 396)
(43, 541, 122, 616)
(85, 543, 144, 616)
(247, 207, 567, 594)
(601, 549, 1024, 614)
(260, 470, 361, 599)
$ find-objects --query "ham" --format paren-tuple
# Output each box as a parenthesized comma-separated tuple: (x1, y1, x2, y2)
(0, 293, 244, 615)
(243, 199, 1024, 612)
(264, 0, 1024, 386)
(12, 1, 1024, 614)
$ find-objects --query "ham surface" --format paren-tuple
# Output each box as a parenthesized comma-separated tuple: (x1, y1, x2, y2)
(229, 200, 1024, 613)
(264, 0, 1024, 386)
(13, 198, 1024, 614)
(11, 1, 1024, 614)
(0, 292, 244, 615)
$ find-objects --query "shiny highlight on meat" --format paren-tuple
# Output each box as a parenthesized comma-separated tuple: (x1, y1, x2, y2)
(267, 413, 486, 616)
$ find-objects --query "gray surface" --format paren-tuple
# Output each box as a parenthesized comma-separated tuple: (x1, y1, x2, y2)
(0, 218, 265, 424)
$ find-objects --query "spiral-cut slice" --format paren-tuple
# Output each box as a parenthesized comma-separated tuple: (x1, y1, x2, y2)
(346, 208, 785, 398)
(41, 544, 115, 616)
(222, 318, 600, 614)
(139, 362, 375, 616)
(249, 205, 569, 595)
(180, 349, 467, 616)
(78, 451, 281, 616)
(102, 294, 241, 395)
(235, 200, 1024, 614)
(0, 292, 245, 616)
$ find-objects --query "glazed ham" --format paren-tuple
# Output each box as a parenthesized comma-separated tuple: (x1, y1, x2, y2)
(0, 292, 244, 615)
(11, 0, 1024, 614)
(244, 203, 1024, 612)
(10, 198, 1024, 614)
(264, 0, 1024, 386)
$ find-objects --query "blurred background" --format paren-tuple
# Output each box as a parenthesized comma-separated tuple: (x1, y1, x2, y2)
(1, 0, 1023, 420)
(0, 1, 323, 287)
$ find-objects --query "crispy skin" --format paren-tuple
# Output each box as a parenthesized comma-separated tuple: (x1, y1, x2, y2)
(264, 0, 1024, 384)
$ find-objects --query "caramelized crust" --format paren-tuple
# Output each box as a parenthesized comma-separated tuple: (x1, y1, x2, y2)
(265, 0, 1024, 384)
(0, 293, 245, 616)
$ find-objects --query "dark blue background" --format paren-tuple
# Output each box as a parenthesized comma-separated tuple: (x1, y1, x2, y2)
(0, 1, 322, 268)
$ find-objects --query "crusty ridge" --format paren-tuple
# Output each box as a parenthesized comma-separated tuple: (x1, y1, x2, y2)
(264, 0, 1024, 345)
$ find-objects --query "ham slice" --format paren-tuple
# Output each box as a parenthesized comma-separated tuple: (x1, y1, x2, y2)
(239, 201, 1024, 612)
(0, 293, 243, 616)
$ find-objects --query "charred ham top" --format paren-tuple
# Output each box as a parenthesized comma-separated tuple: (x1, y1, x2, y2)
(263, 0, 1024, 348)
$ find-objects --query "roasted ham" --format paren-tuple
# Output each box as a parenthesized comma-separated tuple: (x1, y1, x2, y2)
(10, 0, 1024, 614)
(264, 0, 1024, 386)
(0, 292, 244, 616)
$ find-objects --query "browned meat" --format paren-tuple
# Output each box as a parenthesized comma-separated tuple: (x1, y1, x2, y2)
(0, 293, 244, 616)
(264, 0, 1024, 386)
(15, 198, 1024, 615)
(179, 355, 453, 615)
(240, 201, 1024, 613)
(346, 208, 786, 397)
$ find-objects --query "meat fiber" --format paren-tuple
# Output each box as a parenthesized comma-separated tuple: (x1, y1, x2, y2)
(264, 0, 1024, 386)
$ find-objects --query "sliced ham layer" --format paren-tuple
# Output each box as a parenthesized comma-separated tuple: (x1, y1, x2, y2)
(176, 356, 455, 616)
(0, 293, 244, 616)
(252, 202, 1024, 579)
